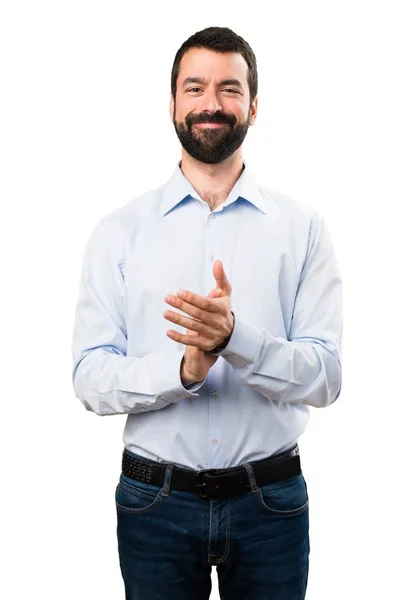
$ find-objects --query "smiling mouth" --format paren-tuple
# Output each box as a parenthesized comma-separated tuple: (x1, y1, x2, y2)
(194, 123, 227, 128)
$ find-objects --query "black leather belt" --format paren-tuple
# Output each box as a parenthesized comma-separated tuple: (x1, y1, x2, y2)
(121, 445, 301, 498)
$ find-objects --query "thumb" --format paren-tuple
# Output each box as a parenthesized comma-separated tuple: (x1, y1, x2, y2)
(213, 260, 232, 296)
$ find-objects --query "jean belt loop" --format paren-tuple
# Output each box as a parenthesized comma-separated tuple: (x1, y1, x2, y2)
(162, 464, 174, 497)
(243, 463, 259, 493)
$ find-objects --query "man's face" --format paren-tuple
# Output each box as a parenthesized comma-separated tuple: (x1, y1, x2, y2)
(170, 48, 257, 164)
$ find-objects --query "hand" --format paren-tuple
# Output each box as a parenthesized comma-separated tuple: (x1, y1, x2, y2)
(164, 260, 234, 352)
(180, 287, 226, 385)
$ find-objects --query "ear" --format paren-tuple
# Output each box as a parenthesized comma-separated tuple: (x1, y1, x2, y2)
(169, 94, 175, 122)
(249, 95, 258, 126)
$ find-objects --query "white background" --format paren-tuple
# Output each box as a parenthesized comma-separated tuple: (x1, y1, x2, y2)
(1, 1, 417, 598)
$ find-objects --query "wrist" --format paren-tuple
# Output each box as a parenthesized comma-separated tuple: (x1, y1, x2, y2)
(211, 311, 235, 353)
(180, 356, 198, 386)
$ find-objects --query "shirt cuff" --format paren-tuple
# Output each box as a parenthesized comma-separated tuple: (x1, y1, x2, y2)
(184, 379, 206, 392)
(147, 349, 206, 403)
(209, 314, 263, 368)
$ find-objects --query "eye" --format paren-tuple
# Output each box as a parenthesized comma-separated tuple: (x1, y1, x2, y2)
(222, 89, 239, 94)
(187, 87, 202, 93)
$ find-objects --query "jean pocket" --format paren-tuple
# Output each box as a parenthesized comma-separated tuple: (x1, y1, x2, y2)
(256, 473, 309, 517)
(115, 474, 164, 514)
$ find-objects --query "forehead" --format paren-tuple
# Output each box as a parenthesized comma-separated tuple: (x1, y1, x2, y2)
(178, 48, 248, 86)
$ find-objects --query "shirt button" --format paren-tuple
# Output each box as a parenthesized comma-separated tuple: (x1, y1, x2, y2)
(209, 254, 215, 261)
(212, 391, 218, 399)
(212, 437, 219, 445)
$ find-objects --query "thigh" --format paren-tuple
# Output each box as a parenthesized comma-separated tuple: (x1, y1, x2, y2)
(217, 473, 310, 600)
(115, 473, 212, 600)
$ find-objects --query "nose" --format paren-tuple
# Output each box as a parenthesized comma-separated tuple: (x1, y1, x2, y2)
(200, 89, 223, 114)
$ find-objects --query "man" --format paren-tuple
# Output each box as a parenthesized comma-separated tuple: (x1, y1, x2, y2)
(71, 26, 343, 600)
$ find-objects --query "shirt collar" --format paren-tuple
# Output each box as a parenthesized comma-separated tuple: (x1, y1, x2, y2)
(160, 160, 267, 216)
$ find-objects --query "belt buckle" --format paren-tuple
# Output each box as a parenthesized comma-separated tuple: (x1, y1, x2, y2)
(194, 468, 222, 498)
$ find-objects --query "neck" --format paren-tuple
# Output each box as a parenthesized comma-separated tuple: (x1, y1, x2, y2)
(179, 150, 244, 211)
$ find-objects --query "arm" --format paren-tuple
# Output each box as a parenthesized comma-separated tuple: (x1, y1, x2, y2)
(71, 216, 205, 416)
(212, 215, 343, 408)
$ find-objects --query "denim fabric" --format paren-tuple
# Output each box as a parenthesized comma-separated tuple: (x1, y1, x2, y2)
(115, 450, 310, 599)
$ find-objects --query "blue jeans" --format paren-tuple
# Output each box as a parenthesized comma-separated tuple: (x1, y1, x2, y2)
(115, 449, 309, 599)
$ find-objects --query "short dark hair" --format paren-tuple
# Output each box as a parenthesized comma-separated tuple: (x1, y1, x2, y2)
(171, 26, 258, 105)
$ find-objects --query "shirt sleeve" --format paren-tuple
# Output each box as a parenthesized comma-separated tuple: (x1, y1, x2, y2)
(71, 216, 206, 416)
(213, 215, 343, 408)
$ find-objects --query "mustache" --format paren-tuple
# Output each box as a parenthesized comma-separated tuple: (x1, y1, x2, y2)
(186, 112, 236, 128)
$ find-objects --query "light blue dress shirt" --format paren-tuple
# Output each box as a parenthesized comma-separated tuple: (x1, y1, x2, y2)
(71, 161, 343, 470)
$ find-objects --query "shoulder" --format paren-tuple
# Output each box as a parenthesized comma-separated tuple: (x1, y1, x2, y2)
(256, 183, 324, 246)
(259, 183, 320, 223)
(88, 183, 165, 242)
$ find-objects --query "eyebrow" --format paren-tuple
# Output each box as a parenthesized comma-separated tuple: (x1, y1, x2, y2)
(182, 77, 244, 90)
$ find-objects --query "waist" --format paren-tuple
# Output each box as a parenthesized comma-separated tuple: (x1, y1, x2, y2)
(123, 406, 308, 469)
(121, 443, 301, 498)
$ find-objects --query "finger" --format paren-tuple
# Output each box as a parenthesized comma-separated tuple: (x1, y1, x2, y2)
(163, 309, 214, 336)
(186, 327, 199, 336)
(166, 291, 220, 314)
(208, 287, 224, 298)
(165, 298, 216, 325)
(166, 329, 212, 351)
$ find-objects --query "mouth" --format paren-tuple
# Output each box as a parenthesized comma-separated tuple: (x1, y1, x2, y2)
(194, 123, 227, 129)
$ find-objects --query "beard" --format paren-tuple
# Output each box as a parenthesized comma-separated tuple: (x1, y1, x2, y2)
(173, 104, 251, 164)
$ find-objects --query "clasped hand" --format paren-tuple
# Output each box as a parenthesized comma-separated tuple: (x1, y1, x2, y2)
(163, 260, 234, 352)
